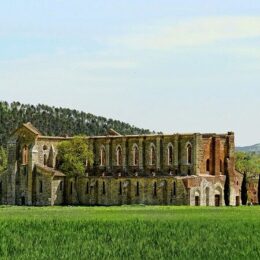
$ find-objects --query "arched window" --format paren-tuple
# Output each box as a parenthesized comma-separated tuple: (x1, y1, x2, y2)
(168, 145, 173, 165)
(132, 145, 139, 166)
(173, 182, 176, 196)
(150, 144, 156, 166)
(60, 181, 63, 191)
(22, 145, 29, 165)
(206, 159, 210, 172)
(187, 144, 192, 164)
(220, 160, 223, 173)
(102, 182, 106, 195)
(116, 146, 122, 166)
(39, 180, 43, 193)
(136, 182, 140, 196)
(100, 147, 106, 166)
(44, 154, 47, 166)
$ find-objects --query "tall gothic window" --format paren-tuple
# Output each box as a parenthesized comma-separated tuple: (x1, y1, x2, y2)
(133, 145, 139, 166)
(206, 159, 210, 172)
(220, 160, 223, 173)
(136, 181, 140, 196)
(168, 145, 173, 165)
(100, 147, 106, 166)
(102, 181, 106, 195)
(187, 144, 192, 164)
(22, 145, 29, 165)
(44, 154, 47, 166)
(116, 146, 122, 166)
(39, 180, 43, 193)
(173, 182, 176, 196)
(150, 145, 156, 166)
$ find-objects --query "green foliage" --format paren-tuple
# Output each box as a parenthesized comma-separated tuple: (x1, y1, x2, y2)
(0, 101, 152, 146)
(0, 146, 7, 173)
(57, 137, 93, 177)
(235, 152, 260, 175)
(0, 206, 260, 259)
(241, 173, 248, 205)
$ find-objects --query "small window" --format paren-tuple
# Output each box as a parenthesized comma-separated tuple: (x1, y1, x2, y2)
(133, 145, 139, 166)
(168, 145, 173, 165)
(119, 181, 122, 195)
(187, 144, 192, 164)
(173, 182, 176, 196)
(43, 145, 48, 151)
(102, 181, 106, 195)
(136, 182, 140, 196)
(39, 180, 43, 193)
(188, 169, 191, 175)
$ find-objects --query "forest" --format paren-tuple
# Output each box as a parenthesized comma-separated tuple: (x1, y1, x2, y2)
(0, 101, 152, 146)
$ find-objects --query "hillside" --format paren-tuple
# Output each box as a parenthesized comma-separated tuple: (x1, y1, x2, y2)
(0, 101, 152, 146)
(236, 144, 260, 154)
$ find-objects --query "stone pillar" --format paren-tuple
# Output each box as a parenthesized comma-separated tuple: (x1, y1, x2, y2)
(193, 134, 201, 175)
(174, 135, 179, 168)
(214, 137, 221, 176)
(138, 138, 144, 171)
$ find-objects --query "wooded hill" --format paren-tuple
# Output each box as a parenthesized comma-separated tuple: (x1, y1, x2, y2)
(0, 101, 152, 146)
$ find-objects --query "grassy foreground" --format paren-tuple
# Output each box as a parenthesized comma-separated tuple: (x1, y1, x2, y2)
(0, 206, 260, 259)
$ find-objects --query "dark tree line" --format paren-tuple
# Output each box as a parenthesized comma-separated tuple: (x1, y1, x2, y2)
(0, 101, 152, 147)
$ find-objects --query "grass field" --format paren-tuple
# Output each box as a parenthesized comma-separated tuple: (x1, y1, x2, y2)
(0, 206, 259, 259)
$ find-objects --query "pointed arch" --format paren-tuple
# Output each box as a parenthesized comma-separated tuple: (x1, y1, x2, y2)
(186, 143, 192, 164)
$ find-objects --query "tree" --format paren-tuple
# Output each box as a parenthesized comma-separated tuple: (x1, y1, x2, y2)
(0, 146, 7, 173)
(241, 173, 248, 205)
(224, 172, 230, 206)
(57, 136, 93, 177)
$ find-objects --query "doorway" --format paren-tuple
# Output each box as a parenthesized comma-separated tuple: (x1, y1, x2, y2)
(21, 196, 25, 206)
(195, 196, 200, 206)
(215, 195, 220, 207)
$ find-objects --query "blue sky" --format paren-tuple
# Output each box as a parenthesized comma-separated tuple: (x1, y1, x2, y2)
(0, 1, 260, 146)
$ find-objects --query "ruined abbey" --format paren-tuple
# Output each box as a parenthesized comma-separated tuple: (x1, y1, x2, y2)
(0, 123, 243, 206)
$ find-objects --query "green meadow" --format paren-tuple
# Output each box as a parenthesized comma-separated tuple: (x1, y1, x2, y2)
(0, 206, 259, 259)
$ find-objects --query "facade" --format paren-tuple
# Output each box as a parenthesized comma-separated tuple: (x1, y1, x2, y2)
(247, 175, 259, 204)
(0, 123, 242, 206)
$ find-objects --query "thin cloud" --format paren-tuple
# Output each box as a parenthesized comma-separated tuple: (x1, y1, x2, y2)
(110, 16, 260, 50)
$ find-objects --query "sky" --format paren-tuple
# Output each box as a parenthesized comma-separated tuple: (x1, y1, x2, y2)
(0, 1, 260, 146)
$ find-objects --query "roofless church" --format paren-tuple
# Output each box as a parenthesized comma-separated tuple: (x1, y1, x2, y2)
(0, 123, 242, 206)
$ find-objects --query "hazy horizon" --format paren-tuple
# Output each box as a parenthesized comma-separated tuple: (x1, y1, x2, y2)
(0, 1, 260, 146)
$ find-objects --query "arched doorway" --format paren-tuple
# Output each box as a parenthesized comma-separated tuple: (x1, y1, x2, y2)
(194, 191, 200, 206)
